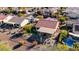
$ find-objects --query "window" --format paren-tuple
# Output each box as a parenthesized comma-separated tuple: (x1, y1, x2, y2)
(36, 27, 39, 30)
(75, 25, 79, 31)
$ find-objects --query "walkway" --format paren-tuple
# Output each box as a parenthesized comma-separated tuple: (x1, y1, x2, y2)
(69, 32, 79, 37)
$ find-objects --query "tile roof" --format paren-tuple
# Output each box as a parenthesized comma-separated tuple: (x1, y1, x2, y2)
(37, 27, 55, 34)
(64, 7, 79, 18)
(66, 19, 79, 24)
(0, 15, 7, 21)
(8, 16, 25, 24)
(45, 17, 57, 21)
(36, 20, 59, 29)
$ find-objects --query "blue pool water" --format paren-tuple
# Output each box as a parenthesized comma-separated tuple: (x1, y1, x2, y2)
(63, 36, 74, 47)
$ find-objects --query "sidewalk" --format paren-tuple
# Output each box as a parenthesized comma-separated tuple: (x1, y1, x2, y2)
(69, 32, 79, 37)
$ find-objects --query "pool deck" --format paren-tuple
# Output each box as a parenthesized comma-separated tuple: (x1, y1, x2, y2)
(69, 32, 79, 37)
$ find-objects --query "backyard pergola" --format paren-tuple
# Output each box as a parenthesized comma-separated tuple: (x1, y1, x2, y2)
(37, 27, 56, 34)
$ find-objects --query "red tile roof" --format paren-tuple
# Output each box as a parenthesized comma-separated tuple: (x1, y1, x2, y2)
(36, 20, 59, 29)
(0, 15, 7, 20)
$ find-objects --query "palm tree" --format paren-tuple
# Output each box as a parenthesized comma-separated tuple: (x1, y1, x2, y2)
(59, 30, 68, 43)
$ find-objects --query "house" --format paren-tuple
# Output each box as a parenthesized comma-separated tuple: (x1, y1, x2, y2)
(66, 19, 79, 34)
(73, 23, 79, 34)
(0, 7, 8, 11)
(26, 15, 35, 22)
(26, 15, 40, 22)
(35, 20, 59, 43)
(36, 20, 59, 34)
(0, 14, 7, 22)
(44, 17, 57, 21)
(49, 7, 59, 13)
(0, 14, 13, 23)
(63, 7, 79, 19)
(5, 16, 29, 27)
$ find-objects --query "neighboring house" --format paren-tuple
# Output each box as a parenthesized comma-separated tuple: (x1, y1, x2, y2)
(36, 20, 59, 34)
(26, 15, 40, 22)
(63, 7, 79, 19)
(49, 7, 59, 13)
(26, 15, 35, 22)
(42, 8, 51, 18)
(5, 16, 29, 27)
(0, 7, 8, 11)
(66, 19, 79, 34)
(44, 17, 57, 21)
(4, 15, 13, 22)
(73, 23, 79, 34)
(0, 15, 7, 22)
(0, 14, 13, 22)
(66, 12, 79, 19)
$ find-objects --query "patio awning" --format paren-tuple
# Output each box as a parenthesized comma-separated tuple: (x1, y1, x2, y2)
(37, 27, 56, 34)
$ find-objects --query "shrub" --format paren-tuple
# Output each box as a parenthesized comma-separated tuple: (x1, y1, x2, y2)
(59, 30, 68, 43)
(59, 16, 66, 23)
(0, 41, 12, 51)
(23, 24, 33, 34)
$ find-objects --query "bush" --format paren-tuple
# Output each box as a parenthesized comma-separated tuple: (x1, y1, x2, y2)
(57, 43, 69, 51)
(60, 25, 67, 30)
(18, 13, 26, 17)
(59, 16, 66, 23)
(59, 30, 68, 43)
(23, 24, 33, 34)
(36, 15, 44, 20)
(0, 41, 12, 51)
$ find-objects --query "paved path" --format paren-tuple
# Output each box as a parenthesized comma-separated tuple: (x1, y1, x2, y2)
(69, 32, 79, 37)
(0, 33, 17, 48)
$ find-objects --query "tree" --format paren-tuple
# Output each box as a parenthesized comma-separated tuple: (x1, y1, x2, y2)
(59, 16, 66, 23)
(18, 13, 26, 17)
(11, 10, 18, 15)
(36, 15, 44, 20)
(53, 7, 67, 18)
(0, 41, 12, 51)
(18, 7, 27, 11)
(1, 10, 12, 14)
(58, 7, 67, 15)
(23, 24, 33, 34)
(73, 42, 79, 50)
(57, 43, 69, 51)
(53, 12, 59, 18)
(59, 30, 68, 43)
(8, 7, 12, 10)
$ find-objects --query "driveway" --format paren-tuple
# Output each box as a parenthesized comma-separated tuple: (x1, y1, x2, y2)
(0, 33, 17, 48)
